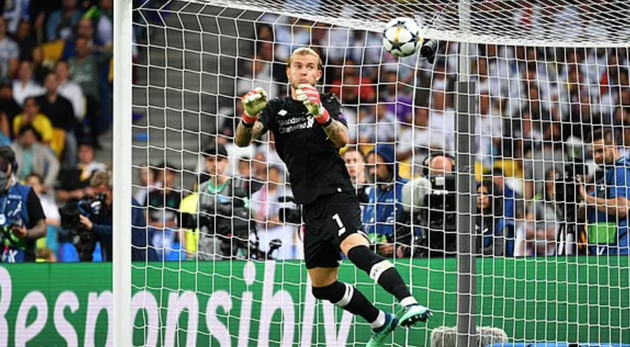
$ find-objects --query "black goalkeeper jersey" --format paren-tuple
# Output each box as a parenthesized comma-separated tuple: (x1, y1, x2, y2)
(257, 93, 355, 205)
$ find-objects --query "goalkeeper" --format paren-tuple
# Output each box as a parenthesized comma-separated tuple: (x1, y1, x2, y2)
(235, 48, 431, 346)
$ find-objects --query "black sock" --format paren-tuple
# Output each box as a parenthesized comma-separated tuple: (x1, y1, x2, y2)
(347, 246, 414, 303)
(312, 281, 380, 323)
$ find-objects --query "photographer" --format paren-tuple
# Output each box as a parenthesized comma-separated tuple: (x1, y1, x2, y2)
(400, 153, 457, 258)
(343, 146, 369, 204)
(187, 144, 255, 260)
(581, 129, 630, 255)
(515, 168, 562, 257)
(0, 146, 47, 263)
(363, 144, 407, 257)
(476, 180, 509, 256)
(74, 171, 156, 262)
(146, 162, 181, 260)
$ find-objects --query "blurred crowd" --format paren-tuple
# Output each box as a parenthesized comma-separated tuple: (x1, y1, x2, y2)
(0, 0, 120, 262)
(3, 1, 630, 262)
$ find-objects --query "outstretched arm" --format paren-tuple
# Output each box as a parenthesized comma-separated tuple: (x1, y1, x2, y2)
(322, 120, 349, 148)
(235, 121, 267, 147)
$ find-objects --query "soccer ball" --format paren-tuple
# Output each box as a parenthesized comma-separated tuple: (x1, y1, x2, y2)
(382, 17, 421, 58)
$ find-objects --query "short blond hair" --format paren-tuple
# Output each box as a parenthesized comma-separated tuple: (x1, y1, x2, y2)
(90, 171, 112, 189)
(287, 47, 323, 71)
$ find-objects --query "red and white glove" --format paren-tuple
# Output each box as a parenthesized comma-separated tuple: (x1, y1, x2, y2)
(241, 87, 268, 125)
(296, 84, 331, 125)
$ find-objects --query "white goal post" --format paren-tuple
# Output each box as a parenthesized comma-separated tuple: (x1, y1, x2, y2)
(114, 0, 630, 346)
(113, 0, 133, 346)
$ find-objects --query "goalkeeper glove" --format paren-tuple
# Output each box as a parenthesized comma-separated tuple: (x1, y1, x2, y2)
(241, 87, 268, 125)
(296, 84, 331, 125)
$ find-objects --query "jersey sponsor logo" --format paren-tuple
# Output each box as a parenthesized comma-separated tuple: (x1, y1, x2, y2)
(278, 109, 287, 116)
(277, 116, 315, 134)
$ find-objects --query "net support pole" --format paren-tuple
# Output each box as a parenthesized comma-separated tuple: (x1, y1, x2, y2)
(113, 0, 133, 346)
(456, 0, 478, 347)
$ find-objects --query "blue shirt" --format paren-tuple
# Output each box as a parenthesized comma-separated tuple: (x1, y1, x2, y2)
(504, 187, 515, 221)
(363, 180, 406, 238)
(589, 158, 630, 255)
(0, 183, 40, 263)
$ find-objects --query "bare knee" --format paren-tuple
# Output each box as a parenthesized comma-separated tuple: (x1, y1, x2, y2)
(308, 267, 339, 288)
(340, 232, 370, 256)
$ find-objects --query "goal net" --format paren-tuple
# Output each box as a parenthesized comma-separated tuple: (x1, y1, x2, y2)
(124, 0, 630, 346)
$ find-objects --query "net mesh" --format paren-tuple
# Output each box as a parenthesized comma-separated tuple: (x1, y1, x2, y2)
(189, 0, 630, 47)
(129, 0, 630, 346)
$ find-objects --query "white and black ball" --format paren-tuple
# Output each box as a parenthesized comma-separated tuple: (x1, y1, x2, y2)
(382, 17, 421, 58)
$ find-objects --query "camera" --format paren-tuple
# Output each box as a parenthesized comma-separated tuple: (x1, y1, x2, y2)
(181, 187, 257, 258)
(419, 175, 458, 255)
(58, 194, 108, 261)
(0, 216, 25, 249)
(277, 196, 302, 224)
(420, 39, 438, 64)
(554, 162, 586, 204)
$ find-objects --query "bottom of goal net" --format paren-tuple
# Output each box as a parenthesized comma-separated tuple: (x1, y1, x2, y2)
(486, 344, 630, 347)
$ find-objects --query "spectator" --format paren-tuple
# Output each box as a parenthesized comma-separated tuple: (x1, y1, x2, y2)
(357, 103, 398, 144)
(614, 88, 630, 126)
(63, 18, 109, 60)
(581, 128, 630, 255)
(31, 47, 50, 84)
(0, 81, 20, 138)
(343, 146, 369, 203)
(55, 60, 86, 123)
(84, 0, 114, 48)
(26, 173, 60, 227)
(1, 0, 30, 34)
(522, 136, 567, 200)
(236, 156, 252, 179)
(26, 174, 61, 262)
(70, 36, 112, 139)
(147, 162, 181, 260)
(490, 167, 522, 226)
(250, 165, 296, 260)
(134, 165, 159, 206)
(77, 171, 157, 262)
(46, 0, 83, 42)
(475, 93, 503, 167)
(13, 97, 54, 146)
(0, 18, 19, 79)
(11, 126, 60, 188)
(363, 144, 407, 257)
(329, 63, 376, 104)
(517, 201, 560, 257)
(15, 21, 37, 62)
(429, 90, 456, 153)
(55, 138, 106, 204)
(236, 55, 279, 101)
(0, 146, 47, 263)
(397, 107, 432, 174)
(36, 73, 79, 164)
(476, 180, 509, 256)
(13, 61, 45, 105)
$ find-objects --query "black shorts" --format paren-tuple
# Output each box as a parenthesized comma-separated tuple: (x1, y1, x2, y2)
(303, 191, 365, 269)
